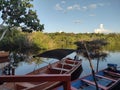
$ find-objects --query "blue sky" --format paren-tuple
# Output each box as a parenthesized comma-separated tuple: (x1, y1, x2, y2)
(0, 0, 120, 33)
(32, 0, 120, 33)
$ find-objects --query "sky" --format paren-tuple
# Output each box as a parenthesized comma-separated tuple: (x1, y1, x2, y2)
(0, 0, 120, 33)
(31, 0, 120, 33)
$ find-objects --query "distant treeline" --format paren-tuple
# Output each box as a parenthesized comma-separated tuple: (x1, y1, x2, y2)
(0, 30, 120, 54)
(25, 32, 120, 52)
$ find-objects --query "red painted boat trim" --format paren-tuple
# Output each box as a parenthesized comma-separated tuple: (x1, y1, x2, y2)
(0, 74, 71, 90)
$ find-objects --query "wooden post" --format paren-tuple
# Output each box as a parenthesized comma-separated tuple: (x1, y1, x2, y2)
(12, 67, 15, 75)
(63, 81, 71, 90)
(0, 74, 71, 90)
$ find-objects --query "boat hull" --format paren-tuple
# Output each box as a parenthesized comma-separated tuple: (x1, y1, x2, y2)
(15, 58, 82, 90)
(0, 51, 9, 63)
(55, 64, 120, 90)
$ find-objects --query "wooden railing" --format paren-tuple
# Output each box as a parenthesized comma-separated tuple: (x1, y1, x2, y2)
(0, 74, 71, 90)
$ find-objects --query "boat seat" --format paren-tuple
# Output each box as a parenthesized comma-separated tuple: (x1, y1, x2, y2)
(104, 70, 120, 76)
(15, 82, 36, 89)
(66, 64, 76, 67)
(97, 78, 112, 86)
(82, 85, 101, 90)
(51, 67, 70, 72)
(81, 79, 107, 90)
(96, 74, 116, 82)
(61, 63, 76, 67)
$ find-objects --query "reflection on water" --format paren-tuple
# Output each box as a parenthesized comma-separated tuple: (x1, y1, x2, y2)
(15, 58, 59, 75)
(2, 51, 120, 76)
(80, 52, 120, 77)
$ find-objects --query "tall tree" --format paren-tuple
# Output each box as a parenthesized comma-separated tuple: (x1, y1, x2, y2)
(0, 0, 44, 41)
(75, 39, 108, 90)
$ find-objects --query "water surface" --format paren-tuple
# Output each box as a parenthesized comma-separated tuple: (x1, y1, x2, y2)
(14, 51, 120, 76)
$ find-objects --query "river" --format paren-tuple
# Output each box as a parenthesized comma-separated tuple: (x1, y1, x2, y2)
(14, 51, 120, 77)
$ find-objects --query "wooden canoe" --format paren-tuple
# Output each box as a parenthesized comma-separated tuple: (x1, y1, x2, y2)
(15, 58, 82, 90)
(55, 63, 120, 90)
(0, 51, 9, 75)
(0, 51, 9, 63)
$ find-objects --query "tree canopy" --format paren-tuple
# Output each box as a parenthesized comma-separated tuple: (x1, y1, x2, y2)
(0, 0, 44, 32)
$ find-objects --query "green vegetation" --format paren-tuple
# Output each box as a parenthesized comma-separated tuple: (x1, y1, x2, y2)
(28, 32, 55, 51)
(46, 32, 120, 52)
(1, 0, 119, 54)
(0, 29, 35, 54)
(1, 30, 120, 53)
(26, 32, 120, 51)
(0, 0, 43, 31)
(0, 0, 44, 54)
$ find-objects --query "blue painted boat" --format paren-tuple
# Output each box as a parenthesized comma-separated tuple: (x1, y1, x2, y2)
(54, 64, 120, 90)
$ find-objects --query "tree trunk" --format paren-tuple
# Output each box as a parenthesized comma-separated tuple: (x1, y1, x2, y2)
(84, 43, 99, 90)
(0, 21, 8, 41)
(0, 29, 8, 41)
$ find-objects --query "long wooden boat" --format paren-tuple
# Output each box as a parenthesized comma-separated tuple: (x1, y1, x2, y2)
(0, 51, 9, 75)
(0, 51, 9, 63)
(14, 58, 82, 90)
(54, 63, 120, 90)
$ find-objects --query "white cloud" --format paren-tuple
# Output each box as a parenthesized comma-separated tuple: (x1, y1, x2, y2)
(89, 4, 97, 9)
(89, 14, 96, 16)
(94, 24, 111, 33)
(55, 2, 105, 13)
(98, 3, 104, 7)
(81, 3, 105, 11)
(67, 4, 80, 11)
(55, 4, 63, 11)
(73, 4, 80, 10)
(73, 19, 81, 24)
(82, 6, 88, 10)
(61, 1, 66, 4)
(67, 6, 73, 10)
(94, 29, 110, 33)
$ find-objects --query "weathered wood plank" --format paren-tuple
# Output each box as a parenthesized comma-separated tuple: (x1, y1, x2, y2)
(0, 74, 71, 82)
